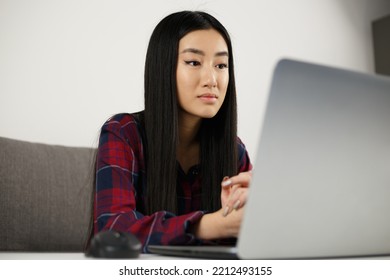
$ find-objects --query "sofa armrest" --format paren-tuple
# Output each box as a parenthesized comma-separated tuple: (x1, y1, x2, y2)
(0, 137, 95, 252)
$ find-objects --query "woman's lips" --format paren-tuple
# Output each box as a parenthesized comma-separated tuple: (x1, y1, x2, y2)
(198, 94, 218, 103)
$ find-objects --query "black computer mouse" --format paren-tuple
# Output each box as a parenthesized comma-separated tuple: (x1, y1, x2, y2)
(86, 230, 142, 258)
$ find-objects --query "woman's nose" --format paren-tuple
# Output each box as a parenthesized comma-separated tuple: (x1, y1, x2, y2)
(202, 66, 217, 88)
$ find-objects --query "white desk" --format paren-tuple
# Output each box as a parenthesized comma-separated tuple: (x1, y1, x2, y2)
(0, 252, 389, 260)
(1, 253, 389, 280)
(0, 252, 185, 260)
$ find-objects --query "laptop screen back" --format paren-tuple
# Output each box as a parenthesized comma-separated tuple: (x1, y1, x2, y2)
(238, 59, 390, 259)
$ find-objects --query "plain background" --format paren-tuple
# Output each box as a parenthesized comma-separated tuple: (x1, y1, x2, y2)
(1, 0, 390, 160)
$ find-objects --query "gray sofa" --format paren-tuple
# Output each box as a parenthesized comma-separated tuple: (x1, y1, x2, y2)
(0, 136, 95, 252)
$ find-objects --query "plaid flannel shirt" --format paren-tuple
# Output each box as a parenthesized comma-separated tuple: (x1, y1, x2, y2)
(93, 113, 252, 252)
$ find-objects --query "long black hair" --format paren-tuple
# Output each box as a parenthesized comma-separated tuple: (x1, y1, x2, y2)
(144, 11, 238, 215)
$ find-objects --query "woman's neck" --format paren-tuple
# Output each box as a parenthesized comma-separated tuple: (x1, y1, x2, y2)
(177, 112, 202, 173)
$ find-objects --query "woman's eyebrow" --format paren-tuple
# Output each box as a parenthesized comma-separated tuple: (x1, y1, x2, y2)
(181, 48, 229, 57)
(215, 51, 229, 57)
(181, 48, 204, 55)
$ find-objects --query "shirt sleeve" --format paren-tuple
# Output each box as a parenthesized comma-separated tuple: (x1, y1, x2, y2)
(237, 137, 253, 172)
(93, 114, 204, 253)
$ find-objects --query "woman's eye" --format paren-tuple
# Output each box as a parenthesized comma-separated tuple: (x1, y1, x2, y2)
(185, 61, 201, 66)
(216, 63, 228, 69)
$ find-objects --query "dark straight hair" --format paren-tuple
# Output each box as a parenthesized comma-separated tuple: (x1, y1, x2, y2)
(144, 11, 238, 215)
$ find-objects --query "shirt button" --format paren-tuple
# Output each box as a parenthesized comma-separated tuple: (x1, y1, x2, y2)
(192, 169, 198, 176)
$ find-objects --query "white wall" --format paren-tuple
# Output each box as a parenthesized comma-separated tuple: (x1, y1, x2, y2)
(1, 0, 390, 160)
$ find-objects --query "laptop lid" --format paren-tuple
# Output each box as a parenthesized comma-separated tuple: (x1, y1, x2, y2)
(237, 59, 390, 259)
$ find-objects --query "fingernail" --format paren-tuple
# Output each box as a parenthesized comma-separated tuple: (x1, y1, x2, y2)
(233, 200, 241, 210)
(222, 206, 229, 217)
(221, 180, 232, 187)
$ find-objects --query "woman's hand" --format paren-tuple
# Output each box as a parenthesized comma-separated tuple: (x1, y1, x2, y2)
(220, 171, 252, 216)
(192, 207, 245, 239)
(192, 170, 252, 240)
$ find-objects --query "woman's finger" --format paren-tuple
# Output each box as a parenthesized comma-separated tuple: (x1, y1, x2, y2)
(223, 187, 248, 216)
(221, 171, 252, 188)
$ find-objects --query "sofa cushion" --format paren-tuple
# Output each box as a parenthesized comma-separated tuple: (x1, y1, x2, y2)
(0, 137, 95, 252)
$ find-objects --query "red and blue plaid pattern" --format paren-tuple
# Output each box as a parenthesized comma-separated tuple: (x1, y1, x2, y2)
(93, 113, 251, 252)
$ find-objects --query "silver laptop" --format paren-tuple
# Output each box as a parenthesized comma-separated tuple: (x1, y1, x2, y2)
(148, 59, 390, 259)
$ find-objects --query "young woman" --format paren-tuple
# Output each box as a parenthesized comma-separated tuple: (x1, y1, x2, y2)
(93, 11, 252, 252)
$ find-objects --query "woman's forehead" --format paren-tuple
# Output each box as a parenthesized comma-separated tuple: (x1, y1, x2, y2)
(178, 29, 228, 55)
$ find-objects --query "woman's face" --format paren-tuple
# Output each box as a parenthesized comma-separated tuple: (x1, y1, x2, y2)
(176, 29, 229, 121)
